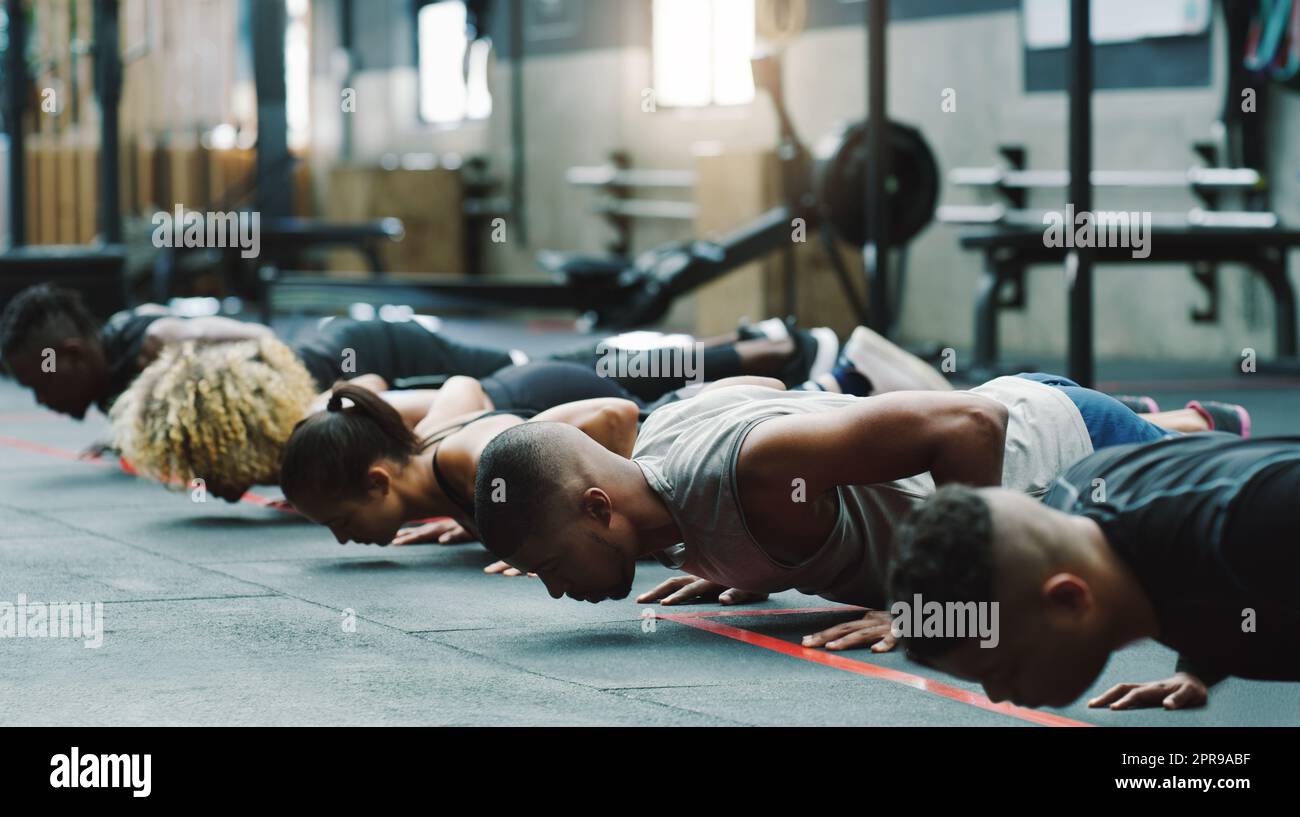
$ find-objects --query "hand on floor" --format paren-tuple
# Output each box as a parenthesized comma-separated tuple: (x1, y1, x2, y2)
(1088, 673, 1208, 710)
(79, 440, 117, 460)
(484, 560, 536, 577)
(392, 520, 475, 545)
(802, 610, 897, 652)
(636, 575, 768, 606)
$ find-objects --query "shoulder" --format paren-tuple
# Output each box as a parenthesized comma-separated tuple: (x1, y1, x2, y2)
(446, 413, 525, 458)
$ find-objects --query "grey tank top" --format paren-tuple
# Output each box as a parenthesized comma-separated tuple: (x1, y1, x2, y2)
(631, 379, 1093, 607)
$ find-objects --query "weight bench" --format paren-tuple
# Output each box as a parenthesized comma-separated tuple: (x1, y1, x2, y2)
(960, 225, 1300, 380)
(257, 217, 406, 274)
(149, 215, 405, 310)
(0, 246, 129, 320)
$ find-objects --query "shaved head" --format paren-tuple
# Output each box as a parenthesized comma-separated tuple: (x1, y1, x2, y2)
(474, 422, 593, 559)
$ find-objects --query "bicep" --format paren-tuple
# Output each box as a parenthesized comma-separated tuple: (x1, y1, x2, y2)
(531, 398, 638, 426)
(532, 398, 640, 456)
(742, 391, 1006, 492)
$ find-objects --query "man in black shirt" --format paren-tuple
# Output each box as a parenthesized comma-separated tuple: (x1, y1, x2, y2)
(889, 433, 1300, 710)
(0, 288, 273, 419)
(0, 285, 521, 420)
(0, 284, 830, 422)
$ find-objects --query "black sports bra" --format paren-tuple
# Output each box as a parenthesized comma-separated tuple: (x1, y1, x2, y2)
(425, 409, 535, 520)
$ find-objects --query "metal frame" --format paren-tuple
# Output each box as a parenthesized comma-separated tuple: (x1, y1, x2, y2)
(1066, 0, 1094, 385)
(964, 226, 1300, 379)
(94, 0, 123, 243)
(4, 0, 26, 246)
(865, 0, 890, 336)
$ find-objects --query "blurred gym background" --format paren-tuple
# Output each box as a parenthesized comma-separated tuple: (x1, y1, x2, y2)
(2, 0, 1298, 381)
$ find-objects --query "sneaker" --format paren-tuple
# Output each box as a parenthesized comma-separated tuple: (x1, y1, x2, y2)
(737, 317, 793, 342)
(753, 319, 839, 386)
(840, 326, 953, 393)
(1111, 394, 1160, 414)
(807, 327, 840, 380)
(1186, 400, 1252, 438)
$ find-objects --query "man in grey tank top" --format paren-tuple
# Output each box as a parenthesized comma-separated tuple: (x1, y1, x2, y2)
(472, 372, 1182, 645)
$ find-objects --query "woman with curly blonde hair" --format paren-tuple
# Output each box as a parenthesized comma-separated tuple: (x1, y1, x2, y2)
(110, 338, 673, 504)
(110, 336, 320, 502)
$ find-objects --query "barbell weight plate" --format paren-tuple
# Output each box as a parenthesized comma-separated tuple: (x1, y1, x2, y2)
(815, 120, 941, 247)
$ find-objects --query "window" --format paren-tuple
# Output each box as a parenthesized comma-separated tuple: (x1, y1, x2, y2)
(653, 0, 756, 108)
(418, 1, 493, 125)
(285, 0, 311, 150)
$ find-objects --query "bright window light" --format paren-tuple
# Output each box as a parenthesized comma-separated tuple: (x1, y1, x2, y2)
(653, 0, 755, 108)
(285, 0, 311, 150)
(418, 1, 492, 125)
(465, 38, 494, 121)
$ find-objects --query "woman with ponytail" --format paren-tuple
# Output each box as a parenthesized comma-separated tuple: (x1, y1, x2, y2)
(111, 334, 663, 505)
(278, 378, 647, 549)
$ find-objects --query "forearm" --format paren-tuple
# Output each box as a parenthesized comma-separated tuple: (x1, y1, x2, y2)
(748, 391, 1008, 492)
(175, 316, 275, 344)
(137, 316, 274, 368)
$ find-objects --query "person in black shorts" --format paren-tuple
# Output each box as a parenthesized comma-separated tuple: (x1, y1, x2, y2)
(107, 315, 790, 507)
(888, 433, 1300, 710)
(0, 284, 831, 422)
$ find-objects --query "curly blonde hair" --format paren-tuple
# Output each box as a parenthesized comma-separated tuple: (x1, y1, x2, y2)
(110, 336, 318, 489)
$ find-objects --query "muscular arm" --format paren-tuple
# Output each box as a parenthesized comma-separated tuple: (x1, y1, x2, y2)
(413, 377, 493, 438)
(144, 316, 274, 350)
(138, 316, 276, 369)
(742, 390, 1009, 500)
(531, 398, 641, 457)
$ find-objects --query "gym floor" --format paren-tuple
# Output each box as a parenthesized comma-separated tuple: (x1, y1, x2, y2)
(3, 319, 1298, 727)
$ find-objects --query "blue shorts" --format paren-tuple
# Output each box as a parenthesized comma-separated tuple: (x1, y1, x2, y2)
(1015, 373, 1178, 450)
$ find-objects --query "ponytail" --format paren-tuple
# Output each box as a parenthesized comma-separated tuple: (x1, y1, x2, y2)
(280, 384, 423, 505)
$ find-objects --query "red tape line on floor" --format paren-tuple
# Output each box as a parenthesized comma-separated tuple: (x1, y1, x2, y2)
(657, 611, 1091, 728)
(0, 435, 87, 462)
(2, 432, 1088, 725)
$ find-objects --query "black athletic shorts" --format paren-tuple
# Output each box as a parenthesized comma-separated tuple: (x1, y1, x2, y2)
(478, 361, 642, 414)
(293, 318, 516, 391)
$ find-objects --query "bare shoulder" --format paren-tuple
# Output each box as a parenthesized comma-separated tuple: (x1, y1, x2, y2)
(444, 413, 526, 460)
